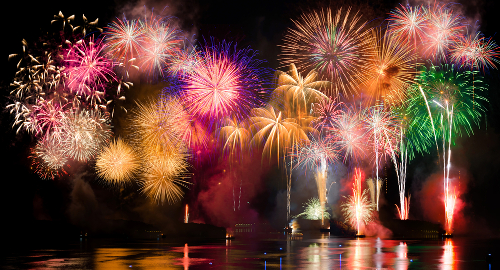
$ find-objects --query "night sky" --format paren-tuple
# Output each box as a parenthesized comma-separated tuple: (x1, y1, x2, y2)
(2, 0, 500, 236)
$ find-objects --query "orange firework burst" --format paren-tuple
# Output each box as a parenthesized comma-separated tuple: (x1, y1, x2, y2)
(280, 7, 374, 97)
(363, 28, 417, 105)
(219, 116, 251, 161)
(95, 138, 140, 186)
(131, 96, 189, 155)
(273, 63, 330, 113)
(139, 148, 191, 204)
(250, 105, 307, 164)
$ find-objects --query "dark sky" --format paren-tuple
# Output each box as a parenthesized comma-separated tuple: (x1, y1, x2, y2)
(2, 0, 500, 235)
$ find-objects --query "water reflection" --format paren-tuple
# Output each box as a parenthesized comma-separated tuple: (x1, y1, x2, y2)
(6, 235, 487, 269)
(441, 239, 455, 270)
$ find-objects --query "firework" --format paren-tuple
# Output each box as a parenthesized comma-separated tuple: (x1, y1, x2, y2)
(250, 105, 305, 163)
(311, 96, 343, 132)
(183, 117, 210, 151)
(95, 138, 140, 185)
(139, 15, 182, 78)
(32, 99, 67, 138)
(404, 64, 487, 233)
(219, 116, 251, 160)
(341, 168, 375, 235)
(280, 7, 374, 97)
(131, 97, 189, 155)
(139, 149, 191, 204)
(104, 18, 145, 60)
(34, 136, 68, 170)
(60, 109, 112, 162)
(450, 31, 500, 71)
(388, 4, 428, 43)
(273, 63, 329, 113)
(422, 3, 465, 61)
(328, 103, 367, 162)
(363, 28, 416, 105)
(65, 37, 117, 97)
(293, 135, 338, 225)
(294, 197, 331, 220)
(167, 41, 200, 78)
(181, 41, 269, 124)
(364, 104, 399, 210)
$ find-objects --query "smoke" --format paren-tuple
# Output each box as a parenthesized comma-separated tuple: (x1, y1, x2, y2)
(192, 157, 267, 228)
(68, 171, 102, 230)
(115, 0, 199, 39)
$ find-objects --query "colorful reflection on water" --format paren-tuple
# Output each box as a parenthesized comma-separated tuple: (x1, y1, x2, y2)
(3, 235, 497, 269)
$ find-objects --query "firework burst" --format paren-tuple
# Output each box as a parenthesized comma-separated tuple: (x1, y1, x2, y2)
(328, 104, 367, 162)
(294, 197, 331, 220)
(96, 138, 140, 185)
(139, 15, 182, 78)
(139, 149, 191, 204)
(450, 30, 500, 71)
(104, 18, 145, 60)
(250, 106, 305, 163)
(131, 97, 189, 155)
(280, 7, 374, 97)
(181, 41, 269, 124)
(388, 4, 428, 43)
(65, 37, 117, 97)
(341, 168, 375, 234)
(364, 28, 417, 105)
(60, 109, 112, 162)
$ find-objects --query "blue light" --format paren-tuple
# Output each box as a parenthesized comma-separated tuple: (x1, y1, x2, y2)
(410, 259, 413, 262)
(129, 266, 132, 268)
(209, 262, 212, 265)
(339, 245, 342, 247)
(280, 248, 282, 250)
(264, 252, 267, 254)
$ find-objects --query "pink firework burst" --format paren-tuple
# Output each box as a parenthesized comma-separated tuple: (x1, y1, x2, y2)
(104, 17, 145, 60)
(139, 15, 182, 78)
(312, 96, 343, 131)
(450, 31, 500, 71)
(292, 135, 338, 171)
(181, 41, 270, 124)
(32, 99, 67, 138)
(328, 104, 367, 162)
(65, 37, 117, 96)
(422, 3, 465, 61)
(388, 4, 428, 43)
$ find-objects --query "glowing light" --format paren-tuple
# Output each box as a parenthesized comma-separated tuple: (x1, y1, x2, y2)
(95, 138, 140, 185)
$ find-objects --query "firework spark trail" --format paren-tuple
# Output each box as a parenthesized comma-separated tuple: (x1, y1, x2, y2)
(181, 41, 270, 125)
(280, 7, 374, 97)
(95, 138, 140, 186)
(219, 116, 252, 211)
(387, 124, 410, 220)
(167, 41, 200, 78)
(364, 104, 399, 211)
(292, 135, 338, 225)
(341, 168, 374, 235)
(406, 64, 487, 233)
